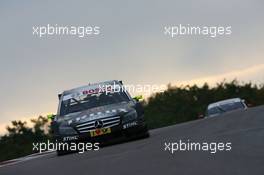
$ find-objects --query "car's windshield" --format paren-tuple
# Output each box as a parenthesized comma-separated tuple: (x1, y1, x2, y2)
(219, 101, 245, 111)
(207, 101, 245, 116)
(60, 91, 130, 116)
(207, 106, 222, 116)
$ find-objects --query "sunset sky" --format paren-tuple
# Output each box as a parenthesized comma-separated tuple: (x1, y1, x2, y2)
(0, 0, 263, 134)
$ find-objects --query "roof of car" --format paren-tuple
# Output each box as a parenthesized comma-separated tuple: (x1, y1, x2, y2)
(62, 80, 120, 95)
(208, 98, 242, 109)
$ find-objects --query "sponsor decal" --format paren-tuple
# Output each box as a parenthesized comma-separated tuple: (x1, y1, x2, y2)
(62, 83, 122, 101)
(123, 121, 138, 129)
(67, 108, 128, 125)
(63, 136, 78, 141)
(82, 86, 113, 95)
(90, 128, 111, 137)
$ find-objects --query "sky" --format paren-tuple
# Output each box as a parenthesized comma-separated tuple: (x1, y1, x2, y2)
(0, 0, 263, 134)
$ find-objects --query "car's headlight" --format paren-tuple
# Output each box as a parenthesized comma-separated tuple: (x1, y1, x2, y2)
(59, 126, 77, 135)
(122, 110, 138, 123)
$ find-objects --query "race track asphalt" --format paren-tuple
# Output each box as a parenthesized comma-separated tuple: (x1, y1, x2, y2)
(1, 106, 264, 175)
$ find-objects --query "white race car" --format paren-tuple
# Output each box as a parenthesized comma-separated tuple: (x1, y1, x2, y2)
(206, 98, 247, 117)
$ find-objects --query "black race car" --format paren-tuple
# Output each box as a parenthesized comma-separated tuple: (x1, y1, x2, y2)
(50, 80, 149, 155)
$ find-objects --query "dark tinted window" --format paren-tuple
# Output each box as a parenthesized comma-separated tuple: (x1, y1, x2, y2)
(220, 102, 245, 111)
(207, 107, 222, 116)
(60, 92, 130, 116)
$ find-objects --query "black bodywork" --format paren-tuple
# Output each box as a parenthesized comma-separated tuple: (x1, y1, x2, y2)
(51, 81, 149, 155)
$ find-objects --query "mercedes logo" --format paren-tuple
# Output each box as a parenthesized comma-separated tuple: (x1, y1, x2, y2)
(94, 120, 104, 128)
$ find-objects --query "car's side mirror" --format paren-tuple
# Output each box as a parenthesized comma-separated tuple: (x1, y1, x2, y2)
(47, 114, 56, 121)
(133, 95, 143, 102)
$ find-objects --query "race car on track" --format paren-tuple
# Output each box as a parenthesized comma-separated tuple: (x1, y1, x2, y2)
(205, 98, 248, 118)
(49, 80, 149, 155)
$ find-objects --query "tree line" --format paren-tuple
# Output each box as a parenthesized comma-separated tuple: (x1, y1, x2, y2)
(144, 80, 264, 128)
(1, 80, 264, 161)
